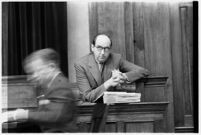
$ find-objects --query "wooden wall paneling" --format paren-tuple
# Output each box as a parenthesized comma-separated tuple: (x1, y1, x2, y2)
(144, 86, 165, 102)
(180, 4, 194, 127)
(97, 2, 126, 58)
(169, 3, 185, 127)
(124, 2, 134, 63)
(143, 76, 167, 102)
(133, 2, 145, 67)
(104, 122, 116, 132)
(72, 99, 169, 133)
(2, 84, 38, 109)
(186, 4, 193, 112)
(133, 2, 146, 101)
(2, 76, 38, 111)
(185, 5, 193, 119)
(126, 122, 154, 132)
(185, 5, 194, 127)
(2, 2, 8, 75)
(154, 119, 166, 132)
(143, 3, 174, 132)
(143, 3, 171, 75)
(116, 121, 124, 132)
(88, 2, 98, 45)
(180, 6, 193, 116)
(105, 102, 168, 132)
(77, 123, 91, 132)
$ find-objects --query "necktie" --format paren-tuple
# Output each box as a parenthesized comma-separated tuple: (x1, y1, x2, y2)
(98, 63, 103, 73)
(98, 63, 105, 83)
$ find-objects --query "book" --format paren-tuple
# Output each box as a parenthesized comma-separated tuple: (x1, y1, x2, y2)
(103, 91, 141, 104)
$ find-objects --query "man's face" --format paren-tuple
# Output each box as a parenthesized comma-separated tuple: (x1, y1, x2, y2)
(91, 35, 111, 63)
(24, 58, 52, 85)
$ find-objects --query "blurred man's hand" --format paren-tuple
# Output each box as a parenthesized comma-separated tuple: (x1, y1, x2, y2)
(2, 111, 15, 123)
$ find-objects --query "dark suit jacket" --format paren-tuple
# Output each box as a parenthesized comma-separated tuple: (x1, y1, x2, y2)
(74, 52, 149, 103)
(28, 73, 77, 132)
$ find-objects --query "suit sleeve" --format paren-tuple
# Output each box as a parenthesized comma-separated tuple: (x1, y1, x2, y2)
(74, 63, 106, 103)
(28, 88, 75, 123)
(119, 56, 150, 82)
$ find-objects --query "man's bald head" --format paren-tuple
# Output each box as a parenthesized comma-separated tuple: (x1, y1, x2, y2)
(92, 34, 112, 47)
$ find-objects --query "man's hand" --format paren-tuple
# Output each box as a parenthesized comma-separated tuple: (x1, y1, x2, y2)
(14, 109, 29, 121)
(1, 109, 28, 123)
(104, 69, 128, 89)
(104, 76, 121, 90)
(112, 69, 128, 83)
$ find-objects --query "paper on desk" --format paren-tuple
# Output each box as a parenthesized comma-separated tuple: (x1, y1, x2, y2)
(1, 111, 15, 123)
(103, 91, 141, 104)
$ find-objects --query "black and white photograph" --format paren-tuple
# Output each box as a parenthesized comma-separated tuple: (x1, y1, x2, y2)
(1, 0, 198, 133)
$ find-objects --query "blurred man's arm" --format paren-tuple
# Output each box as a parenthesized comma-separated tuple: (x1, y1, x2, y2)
(5, 89, 75, 123)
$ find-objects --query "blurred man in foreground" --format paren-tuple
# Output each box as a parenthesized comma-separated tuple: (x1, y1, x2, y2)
(3, 48, 77, 133)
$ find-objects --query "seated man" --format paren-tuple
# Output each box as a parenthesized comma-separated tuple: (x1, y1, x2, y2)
(3, 48, 78, 133)
(74, 34, 149, 132)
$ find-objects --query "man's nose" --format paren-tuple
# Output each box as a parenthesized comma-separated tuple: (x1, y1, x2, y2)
(100, 49, 105, 54)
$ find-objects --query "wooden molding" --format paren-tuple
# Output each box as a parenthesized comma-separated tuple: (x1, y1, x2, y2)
(77, 101, 169, 114)
(2, 75, 168, 87)
(139, 76, 168, 87)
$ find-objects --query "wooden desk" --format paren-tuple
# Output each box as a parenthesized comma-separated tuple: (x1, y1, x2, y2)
(2, 75, 171, 132)
(3, 102, 168, 133)
(77, 101, 168, 132)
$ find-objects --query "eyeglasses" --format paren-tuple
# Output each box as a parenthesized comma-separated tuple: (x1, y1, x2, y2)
(95, 46, 111, 52)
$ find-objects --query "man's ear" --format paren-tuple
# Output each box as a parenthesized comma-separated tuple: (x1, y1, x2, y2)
(91, 44, 95, 52)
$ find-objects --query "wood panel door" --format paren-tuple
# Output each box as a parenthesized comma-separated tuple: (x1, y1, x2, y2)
(170, 3, 194, 131)
(141, 3, 174, 132)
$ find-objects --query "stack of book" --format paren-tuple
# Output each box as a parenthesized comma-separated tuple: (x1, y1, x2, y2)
(103, 91, 141, 104)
